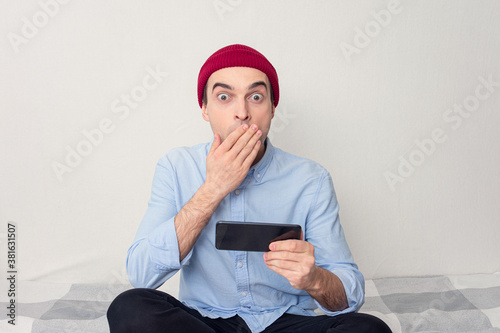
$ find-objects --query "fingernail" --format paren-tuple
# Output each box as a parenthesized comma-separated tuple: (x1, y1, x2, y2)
(251, 124, 258, 131)
(242, 124, 249, 130)
(256, 130, 262, 136)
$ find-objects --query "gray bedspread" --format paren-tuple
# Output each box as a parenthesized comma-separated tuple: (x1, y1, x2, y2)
(1, 273, 499, 332)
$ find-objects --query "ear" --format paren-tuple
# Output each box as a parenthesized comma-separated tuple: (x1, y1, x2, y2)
(271, 105, 276, 119)
(201, 104, 210, 122)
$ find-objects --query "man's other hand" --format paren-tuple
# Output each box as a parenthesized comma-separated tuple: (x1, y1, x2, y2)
(263, 239, 318, 291)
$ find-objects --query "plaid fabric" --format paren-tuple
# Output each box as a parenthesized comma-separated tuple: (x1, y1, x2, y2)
(0, 281, 131, 333)
(1, 274, 499, 332)
(360, 273, 500, 332)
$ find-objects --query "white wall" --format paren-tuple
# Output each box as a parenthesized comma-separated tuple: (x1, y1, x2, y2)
(1, 0, 499, 286)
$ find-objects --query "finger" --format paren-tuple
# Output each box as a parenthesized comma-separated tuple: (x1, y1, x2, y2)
(265, 259, 300, 272)
(269, 240, 305, 253)
(266, 248, 313, 264)
(218, 124, 249, 152)
(208, 133, 222, 157)
(264, 250, 298, 263)
(238, 131, 262, 166)
(228, 124, 260, 158)
(265, 257, 306, 279)
(265, 262, 287, 277)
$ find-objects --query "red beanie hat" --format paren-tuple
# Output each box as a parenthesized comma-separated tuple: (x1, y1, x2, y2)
(197, 44, 279, 108)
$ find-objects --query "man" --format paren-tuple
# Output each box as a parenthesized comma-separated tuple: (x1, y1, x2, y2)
(107, 44, 391, 333)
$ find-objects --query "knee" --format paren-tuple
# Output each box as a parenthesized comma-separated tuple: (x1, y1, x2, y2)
(108, 289, 143, 317)
(107, 289, 151, 332)
(356, 313, 392, 333)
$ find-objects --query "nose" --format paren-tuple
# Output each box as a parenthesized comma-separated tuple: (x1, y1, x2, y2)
(234, 99, 250, 121)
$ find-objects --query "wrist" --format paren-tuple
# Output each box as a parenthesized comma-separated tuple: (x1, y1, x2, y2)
(305, 266, 324, 294)
(198, 182, 227, 206)
(306, 268, 349, 311)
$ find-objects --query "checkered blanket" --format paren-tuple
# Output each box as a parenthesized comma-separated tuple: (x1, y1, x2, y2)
(361, 273, 500, 332)
(1, 273, 499, 332)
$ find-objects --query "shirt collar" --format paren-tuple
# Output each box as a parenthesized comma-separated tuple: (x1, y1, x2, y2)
(250, 138, 274, 183)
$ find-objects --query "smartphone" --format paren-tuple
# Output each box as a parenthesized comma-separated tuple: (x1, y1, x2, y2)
(215, 221, 302, 252)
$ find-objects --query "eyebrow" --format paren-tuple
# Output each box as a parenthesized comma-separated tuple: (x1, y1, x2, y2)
(212, 82, 232, 92)
(211, 81, 268, 93)
(248, 81, 268, 91)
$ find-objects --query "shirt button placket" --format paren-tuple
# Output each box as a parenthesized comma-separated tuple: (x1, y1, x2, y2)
(231, 188, 252, 308)
(234, 254, 251, 307)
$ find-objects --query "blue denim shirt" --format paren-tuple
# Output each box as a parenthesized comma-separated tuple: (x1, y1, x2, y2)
(126, 139, 364, 332)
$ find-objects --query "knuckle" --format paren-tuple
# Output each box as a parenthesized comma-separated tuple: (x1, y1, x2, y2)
(305, 257, 315, 267)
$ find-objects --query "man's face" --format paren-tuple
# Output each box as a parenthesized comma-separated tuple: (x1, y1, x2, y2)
(202, 67, 275, 146)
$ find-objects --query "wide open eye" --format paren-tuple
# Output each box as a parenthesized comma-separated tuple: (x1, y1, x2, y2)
(250, 93, 263, 102)
(217, 93, 230, 101)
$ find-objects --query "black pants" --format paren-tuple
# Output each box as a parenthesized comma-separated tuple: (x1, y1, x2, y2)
(107, 288, 391, 333)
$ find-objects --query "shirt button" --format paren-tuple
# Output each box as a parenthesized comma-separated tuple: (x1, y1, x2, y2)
(257, 174, 261, 178)
(242, 292, 247, 297)
(237, 262, 243, 268)
(235, 190, 241, 195)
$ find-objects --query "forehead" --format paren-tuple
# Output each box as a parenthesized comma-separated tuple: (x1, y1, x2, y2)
(207, 67, 269, 88)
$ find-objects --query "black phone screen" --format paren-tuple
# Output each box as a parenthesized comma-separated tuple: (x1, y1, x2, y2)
(215, 221, 302, 252)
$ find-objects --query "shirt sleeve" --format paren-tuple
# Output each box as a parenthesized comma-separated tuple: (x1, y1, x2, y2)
(305, 170, 365, 315)
(126, 154, 194, 289)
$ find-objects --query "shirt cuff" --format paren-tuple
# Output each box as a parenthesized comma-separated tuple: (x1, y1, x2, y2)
(315, 269, 365, 316)
(147, 217, 192, 270)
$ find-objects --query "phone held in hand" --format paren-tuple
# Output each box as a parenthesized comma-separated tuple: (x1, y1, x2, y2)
(215, 221, 302, 252)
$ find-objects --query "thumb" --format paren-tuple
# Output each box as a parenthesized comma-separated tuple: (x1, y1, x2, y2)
(208, 133, 221, 156)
